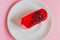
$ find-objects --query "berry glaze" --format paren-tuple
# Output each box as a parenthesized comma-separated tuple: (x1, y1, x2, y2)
(21, 8, 48, 29)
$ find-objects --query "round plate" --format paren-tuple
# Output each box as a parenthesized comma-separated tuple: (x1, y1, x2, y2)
(7, 0, 52, 40)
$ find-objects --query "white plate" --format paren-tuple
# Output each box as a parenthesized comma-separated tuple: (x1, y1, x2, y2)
(7, 0, 52, 40)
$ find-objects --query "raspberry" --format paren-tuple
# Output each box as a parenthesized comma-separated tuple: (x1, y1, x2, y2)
(21, 8, 48, 29)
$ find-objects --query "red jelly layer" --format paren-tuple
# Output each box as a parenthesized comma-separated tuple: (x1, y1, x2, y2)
(21, 8, 48, 29)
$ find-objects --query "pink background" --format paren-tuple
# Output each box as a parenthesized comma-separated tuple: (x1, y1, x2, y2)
(0, 0, 60, 40)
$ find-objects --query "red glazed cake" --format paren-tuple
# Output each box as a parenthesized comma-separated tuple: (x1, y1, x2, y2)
(21, 8, 48, 29)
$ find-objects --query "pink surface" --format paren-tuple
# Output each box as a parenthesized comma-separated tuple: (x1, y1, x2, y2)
(0, 0, 60, 40)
